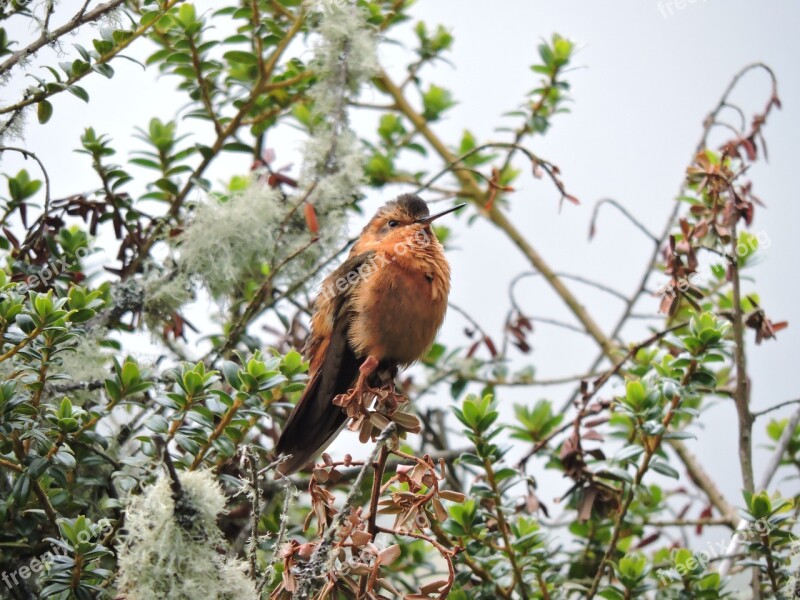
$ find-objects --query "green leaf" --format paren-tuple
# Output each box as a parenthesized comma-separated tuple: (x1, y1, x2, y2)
(145, 414, 168, 434)
(16, 313, 36, 334)
(618, 551, 647, 580)
(282, 350, 303, 375)
(649, 459, 679, 480)
(13, 472, 31, 506)
(166, 52, 192, 64)
(93, 63, 115, 78)
(177, 3, 197, 26)
(449, 377, 467, 400)
(421, 84, 456, 121)
(67, 85, 90, 102)
(598, 590, 625, 600)
(60, 396, 73, 418)
(104, 379, 120, 403)
(223, 50, 258, 65)
(55, 449, 76, 468)
(222, 360, 241, 388)
(614, 445, 644, 463)
(623, 380, 646, 411)
(37, 100, 53, 124)
(28, 457, 49, 479)
(121, 360, 140, 388)
(750, 491, 771, 519)
(493, 467, 517, 483)
(222, 142, 253, 153)
(140, 10, 162, 27)
(598, 467, 633, 483)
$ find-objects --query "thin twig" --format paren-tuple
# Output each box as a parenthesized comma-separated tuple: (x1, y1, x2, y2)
(563, 63, 781, 416)
(753, 398, 800, 419)
(124, 7, 307, 279)
(483, 454, 529, 600)
(460, 371, 602, 388)
(359, 444, 389, 596)
(586, 361, 698, 598)
(243, 448, 261, 578)
(377, 524, 458, 599)
(529, 316, 595, 337)
(667, 439, 738, 524)
(0, 0, 180, 118)
(647, 517, 734, 528)
(257, 478, 295, 594)
(509, 271, 630, 315)
(518, 321, 690, 468)
(589, 198, 659, 244)
(0, 146, 52, 218)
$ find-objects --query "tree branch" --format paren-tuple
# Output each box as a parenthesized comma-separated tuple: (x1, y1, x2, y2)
(729, 222, 755, 492)
(0, 0, 128, 76)
(587, 362, 698, 598)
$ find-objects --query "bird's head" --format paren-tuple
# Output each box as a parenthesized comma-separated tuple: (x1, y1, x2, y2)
(359, 194, 465, 251)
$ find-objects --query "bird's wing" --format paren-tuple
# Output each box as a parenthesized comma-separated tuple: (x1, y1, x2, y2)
(275, 251, 375, 475)
(303, 249, 375, 373)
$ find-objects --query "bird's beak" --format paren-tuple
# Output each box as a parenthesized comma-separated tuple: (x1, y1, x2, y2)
(415, 203, 467, 224)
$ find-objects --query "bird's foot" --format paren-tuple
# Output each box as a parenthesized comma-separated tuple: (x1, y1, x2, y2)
(333, 356, 418, 443)
(333, 356, 382, 416)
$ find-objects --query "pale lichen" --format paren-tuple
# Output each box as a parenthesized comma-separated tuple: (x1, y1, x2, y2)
(298, 0, 378, 213)
(50, 332, 111, 385)
(116, 470, 257, 600)
(141, 265, 193, 328)
(0, 106, 28, 143)
(177, 184, 284, 298)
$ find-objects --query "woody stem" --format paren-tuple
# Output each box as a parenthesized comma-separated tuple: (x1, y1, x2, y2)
(360, 444, 390, 596)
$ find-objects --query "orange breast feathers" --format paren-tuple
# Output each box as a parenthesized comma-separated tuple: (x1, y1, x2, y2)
(303, 233, 451, 370)
(348, 243, 450, 365)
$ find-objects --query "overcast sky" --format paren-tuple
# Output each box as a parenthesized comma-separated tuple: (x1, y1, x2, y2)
(3, 0, 799, 561)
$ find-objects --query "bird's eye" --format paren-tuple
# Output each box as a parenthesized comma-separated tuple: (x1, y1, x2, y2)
(387, 220, 399, 228)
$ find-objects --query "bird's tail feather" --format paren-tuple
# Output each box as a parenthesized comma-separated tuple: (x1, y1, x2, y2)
(274, 335, 359, 476)
(274, 371, 348, 476)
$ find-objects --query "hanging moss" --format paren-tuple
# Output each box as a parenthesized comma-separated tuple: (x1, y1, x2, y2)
(116, 470, 257, 600)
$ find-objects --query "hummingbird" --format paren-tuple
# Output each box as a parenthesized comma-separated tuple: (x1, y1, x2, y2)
(274, 194, 464, 475)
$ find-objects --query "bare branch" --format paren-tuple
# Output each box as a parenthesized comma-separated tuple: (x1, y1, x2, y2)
(753, 398, 800, 419)
(562, 61, 782, 414)
(588, 197, 659, 244)
(729, 222, 755, 492)
(0, 0, 128, 76)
